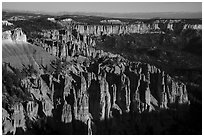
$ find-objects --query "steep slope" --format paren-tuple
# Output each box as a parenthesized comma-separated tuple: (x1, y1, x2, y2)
(2, 41, 55, 70)
(2, 28, 56, 70)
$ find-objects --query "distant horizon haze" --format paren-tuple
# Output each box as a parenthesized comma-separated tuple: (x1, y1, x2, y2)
(3, 2, 202, 13)
(2, 2, 202, 19)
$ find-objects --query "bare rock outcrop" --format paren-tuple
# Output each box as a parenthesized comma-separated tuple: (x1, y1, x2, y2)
(2, 28, 27, 43)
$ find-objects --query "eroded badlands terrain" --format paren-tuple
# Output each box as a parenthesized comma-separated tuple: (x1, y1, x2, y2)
(2, 12, 202, 134)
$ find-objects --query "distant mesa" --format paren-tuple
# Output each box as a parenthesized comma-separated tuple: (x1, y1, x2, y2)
(100, 19, 124, 24)
(8, 16, 26, 21)
(47, 17, 56, 22)
(61, 18, 73, 22)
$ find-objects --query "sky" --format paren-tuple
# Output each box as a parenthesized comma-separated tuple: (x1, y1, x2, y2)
(2, 2, 202, 14)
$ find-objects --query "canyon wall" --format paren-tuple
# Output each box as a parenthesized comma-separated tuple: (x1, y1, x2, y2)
(2, 23, 192, 134)
(48, 22, 202, 37)
(33, 19, 202, 60)
(2, 49, 190, 134)
(59, 19, 202, 35)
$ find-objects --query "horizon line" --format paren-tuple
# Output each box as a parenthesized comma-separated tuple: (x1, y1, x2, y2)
(3, 8, 202, 14)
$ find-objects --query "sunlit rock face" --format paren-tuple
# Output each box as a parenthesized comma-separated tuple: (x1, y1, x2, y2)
(2, 108, 13, 134)
(70, 20, 202, 36)
(74, 24, 152, 36)
(2, 103, 26, 135)
(100, 19, 124, 24)
(12, 28, 27, 42)
(2, 20, 14, 26)
(2, 28, 27, 43)
(2, 30, 13, 42)
(183, 24, 202, 30)
(47, 18, 55, 22)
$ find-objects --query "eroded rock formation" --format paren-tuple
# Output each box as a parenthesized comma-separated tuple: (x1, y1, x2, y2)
(2, 22, 192, 134)
(2, 28, 27, 43)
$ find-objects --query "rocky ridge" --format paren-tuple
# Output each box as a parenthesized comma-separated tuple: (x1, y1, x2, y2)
(58, 19, 202, 35)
